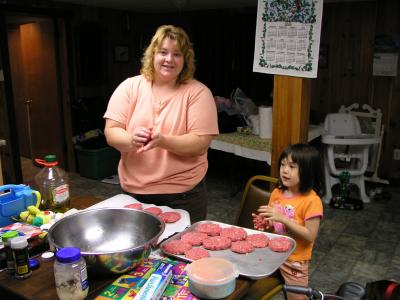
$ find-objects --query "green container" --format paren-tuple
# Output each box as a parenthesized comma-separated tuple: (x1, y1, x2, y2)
(75, 146, 120, 180)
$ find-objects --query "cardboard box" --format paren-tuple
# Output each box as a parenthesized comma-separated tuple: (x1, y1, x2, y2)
(134, 262, 173, 300)
(95, 257, 199, 300)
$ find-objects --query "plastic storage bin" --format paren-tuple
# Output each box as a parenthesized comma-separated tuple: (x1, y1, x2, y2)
(0, 185, 40, 227)
(75, 146, 120, 180)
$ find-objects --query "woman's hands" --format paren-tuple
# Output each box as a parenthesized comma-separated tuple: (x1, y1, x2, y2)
(133, 127, 153, 153)
(105, 119, 213, 156)
(138, 132, 212, 156)
(104, 119, 157, 153)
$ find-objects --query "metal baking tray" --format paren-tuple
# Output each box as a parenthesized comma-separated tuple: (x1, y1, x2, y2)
(159, 220, 296, 279)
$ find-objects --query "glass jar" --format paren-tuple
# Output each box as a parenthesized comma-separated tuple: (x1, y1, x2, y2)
(54, 247, 89, 300)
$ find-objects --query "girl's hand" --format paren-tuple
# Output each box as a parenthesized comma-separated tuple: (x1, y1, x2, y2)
(252, 213, 272, 231)
(257, 205, 285, 224)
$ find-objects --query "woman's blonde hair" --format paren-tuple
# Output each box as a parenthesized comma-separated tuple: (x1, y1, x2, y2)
(140, 25, 195, 85)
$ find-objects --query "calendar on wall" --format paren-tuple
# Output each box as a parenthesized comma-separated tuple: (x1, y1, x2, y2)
(253, 0, 323, 78)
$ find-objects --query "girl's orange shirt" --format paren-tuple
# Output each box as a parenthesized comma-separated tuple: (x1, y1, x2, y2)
(269, 188, 323, 261)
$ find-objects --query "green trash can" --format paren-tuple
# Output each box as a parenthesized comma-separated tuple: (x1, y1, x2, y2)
(75, 145, 120, 180)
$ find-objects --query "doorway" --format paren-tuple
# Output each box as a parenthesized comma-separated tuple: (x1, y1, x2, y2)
(0, 12, 74, 184)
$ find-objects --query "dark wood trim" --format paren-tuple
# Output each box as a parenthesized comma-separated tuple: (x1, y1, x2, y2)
(0, 11, 22, 183)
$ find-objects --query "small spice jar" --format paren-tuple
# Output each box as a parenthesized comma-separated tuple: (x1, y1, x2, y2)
(2, 230, 19, 274)
(54, 247, 89, 300)
(10, 236, 32, 279)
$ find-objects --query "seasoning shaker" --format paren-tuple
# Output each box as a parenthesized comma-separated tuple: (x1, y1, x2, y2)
(54, 247, 89, 300)
(10, 235, 32, 279)
(2, 230, 19, 274)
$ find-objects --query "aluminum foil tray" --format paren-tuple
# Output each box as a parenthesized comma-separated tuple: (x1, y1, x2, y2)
(159, 220, 296, 279)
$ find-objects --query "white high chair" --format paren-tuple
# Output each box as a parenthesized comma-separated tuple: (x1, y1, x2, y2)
(321, 113, 380, 203)
(339, 103, 389, 185)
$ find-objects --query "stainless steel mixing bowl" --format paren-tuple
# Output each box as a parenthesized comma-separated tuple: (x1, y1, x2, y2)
(48, 207, 165, 274)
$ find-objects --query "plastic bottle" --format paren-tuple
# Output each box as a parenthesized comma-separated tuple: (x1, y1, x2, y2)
(34, 154, 70, 212)
(54, 247, 89, 300)
(10, 236, 32, 279)
(2, 230, 19, 274)
(339, 171, 351, 201)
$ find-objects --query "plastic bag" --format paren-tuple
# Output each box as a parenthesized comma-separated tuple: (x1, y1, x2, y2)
(214, 96, 241, 116)
(231, 88, 259, 127)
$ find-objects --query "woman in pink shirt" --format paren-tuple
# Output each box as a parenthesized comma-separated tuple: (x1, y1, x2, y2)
(104, 25, 219, 223)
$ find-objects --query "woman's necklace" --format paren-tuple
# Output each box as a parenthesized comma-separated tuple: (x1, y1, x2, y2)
(151, 82, 178, 116)
(157, 99, 163, 111)
(151, 83, 170, 122)
(151, 88, 163, 121)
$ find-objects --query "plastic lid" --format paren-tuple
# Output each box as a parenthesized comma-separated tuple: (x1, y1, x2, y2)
(29, 258, 40, 270)
(1, 230, 19, 242)
(56, 247, 81, 263)
(44, 154, 57, 162)
(187, 257, 239, 285)
(10, 236, 28, 249)
(41, 251, 55, 261)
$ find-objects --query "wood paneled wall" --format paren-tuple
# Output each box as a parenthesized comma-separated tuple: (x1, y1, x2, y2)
(311, 0, 400, 179)
(311, 1, 377, 120)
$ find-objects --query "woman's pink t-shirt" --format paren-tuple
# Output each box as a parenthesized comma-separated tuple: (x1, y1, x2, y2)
(104, 75, 219, 194)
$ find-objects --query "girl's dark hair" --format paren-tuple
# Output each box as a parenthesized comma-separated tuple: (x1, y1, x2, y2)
(277, 143, 325, 196)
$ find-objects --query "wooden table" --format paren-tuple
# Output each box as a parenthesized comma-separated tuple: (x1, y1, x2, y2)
(0, 195, 253, 299)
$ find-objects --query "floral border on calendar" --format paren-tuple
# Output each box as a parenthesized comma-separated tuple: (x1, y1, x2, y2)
(253, 0, 323, 78)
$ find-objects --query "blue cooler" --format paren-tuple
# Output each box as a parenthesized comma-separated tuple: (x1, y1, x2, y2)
(0, 185, 40, 227)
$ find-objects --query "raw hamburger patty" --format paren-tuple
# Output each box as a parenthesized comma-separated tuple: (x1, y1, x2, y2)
(246, 233, 269, 248)
(220, 226, 248, 241)
(181, 231, 208, 246)
(202, 236, 232, 250)
(124, 203, 143, 210)
(253, 214, 268, 231)
(195, 222, 222, 236)
(231, 241, 255, 254)
(143, 206, 162, 216)
(184, 248, 210, 260)
(162, 240, 192, 255)
(269, 237, 292, 252)
(159, 211, 181, 223)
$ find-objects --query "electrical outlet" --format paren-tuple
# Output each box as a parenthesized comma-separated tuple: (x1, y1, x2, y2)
(394, 149, 400, 161)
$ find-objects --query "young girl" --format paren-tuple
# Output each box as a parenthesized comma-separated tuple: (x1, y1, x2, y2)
(254, 143, 324, 300)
